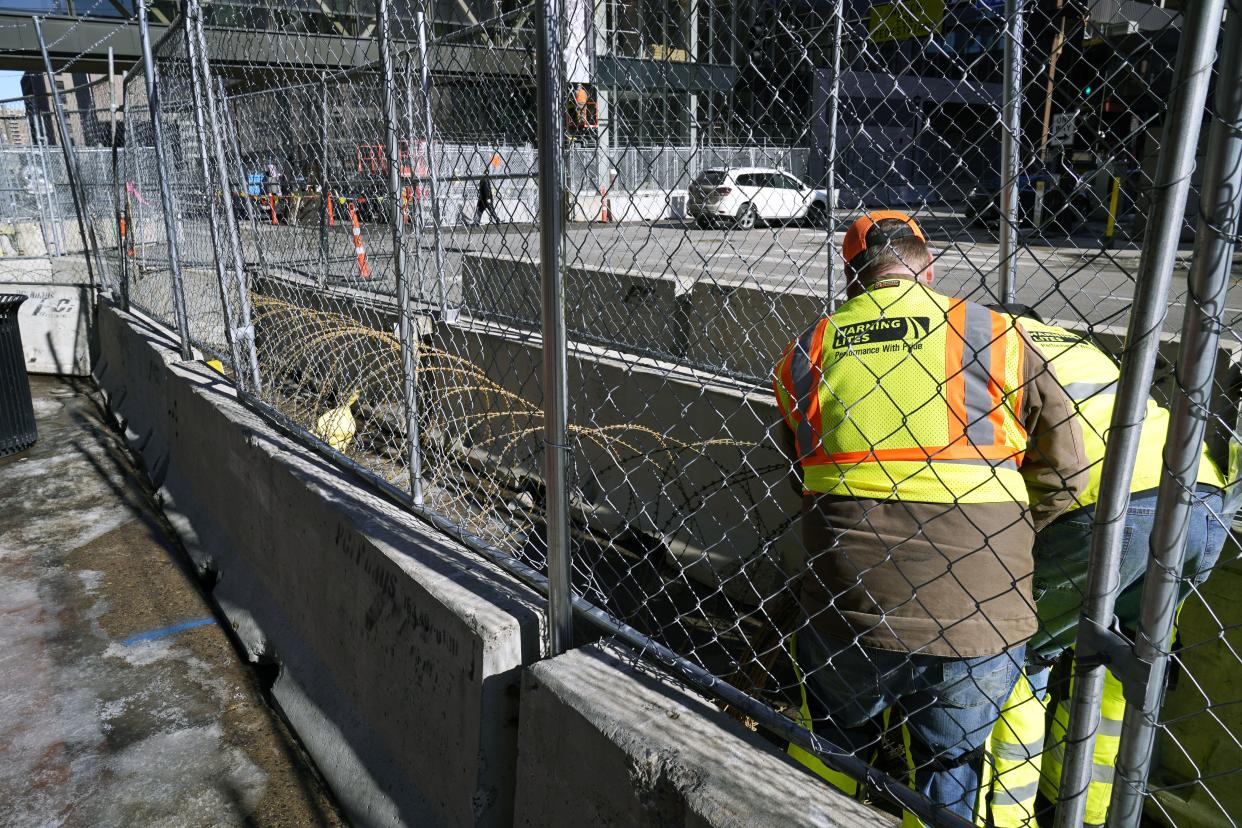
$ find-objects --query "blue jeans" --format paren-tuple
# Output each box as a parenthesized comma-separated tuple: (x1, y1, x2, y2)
(1028, 485, 1231, 661)
(800, 629, 1023, 821)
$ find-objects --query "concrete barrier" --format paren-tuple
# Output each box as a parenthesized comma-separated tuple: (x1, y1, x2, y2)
(0, 256, 95, 375)
(463, 248, 1242, 417)
(461, 252, 832, 382)
(432, 318, 801, 603)
(1, 221, 47, 256)
(0, 219, 92, 256)
(683, 282, 828, 380)
(461, 253, 693, 362)
(92, 303, 545, 828)
(570, 189, 690, 223)
(442, 187, 687, 225)
(514, 641, 889, 827)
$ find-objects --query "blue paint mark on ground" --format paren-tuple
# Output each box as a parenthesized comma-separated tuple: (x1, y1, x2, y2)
(122, 618, 216, 646)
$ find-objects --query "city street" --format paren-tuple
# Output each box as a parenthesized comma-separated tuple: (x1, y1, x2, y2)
(232, 215, 1242, 335)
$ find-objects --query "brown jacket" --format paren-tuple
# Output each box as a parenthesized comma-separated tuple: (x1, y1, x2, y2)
(778, 322, 1088, 658)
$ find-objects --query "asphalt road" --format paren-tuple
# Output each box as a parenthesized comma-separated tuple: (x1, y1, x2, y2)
(139, 213, 1242, 339)
(442, 217, 1242, 334)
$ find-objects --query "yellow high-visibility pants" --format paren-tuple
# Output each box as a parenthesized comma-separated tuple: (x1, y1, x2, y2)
(985, 674, 1047, 827)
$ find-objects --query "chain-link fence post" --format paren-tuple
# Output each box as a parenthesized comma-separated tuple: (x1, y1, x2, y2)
(109, 46, 127, 310)
(378, 0, 425, 507)
(191, 4, 262, 393)
(216, 79, 273, 290)
(402, 55, 423, 303)
(34, 15, 101, 294)
(535, 0, 573, 655)
(136, 0, 193, 360)
(1051, 1, 1226, 823)
(117, 81, 130, 311)
(415, 10, 448, 318)
(317, 72, 329, 285)
(184, 0, 246, 381)
(1106, 2, 1242, 822)
(997, 0, 1023, 304)
(30, 108, 60, 258)
(824, 0, 843, 312)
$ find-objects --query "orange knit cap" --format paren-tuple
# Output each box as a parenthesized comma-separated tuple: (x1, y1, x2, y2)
(842, 210, 927, 271)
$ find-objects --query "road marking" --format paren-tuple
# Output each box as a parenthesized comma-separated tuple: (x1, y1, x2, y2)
(121, 617, 216, 646)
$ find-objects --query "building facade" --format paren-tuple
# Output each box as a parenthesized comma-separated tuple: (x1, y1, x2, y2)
(0, 105, 30, 146)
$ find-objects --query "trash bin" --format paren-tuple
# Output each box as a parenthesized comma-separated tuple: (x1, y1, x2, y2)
(0, 294, 36, 457)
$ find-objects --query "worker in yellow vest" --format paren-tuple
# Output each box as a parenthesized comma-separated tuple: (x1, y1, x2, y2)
(981, 305, 1232, 827)
(772, 212, 1089, 821)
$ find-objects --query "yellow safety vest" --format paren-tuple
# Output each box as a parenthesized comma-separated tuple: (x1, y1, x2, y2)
(1015, 317, 1226, 508)
(774, 282, 1029, 504)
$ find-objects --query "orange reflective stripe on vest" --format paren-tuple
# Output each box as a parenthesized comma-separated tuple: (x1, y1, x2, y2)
(946, 299, 1025, 458)
(784, 317, 833, 466)
(812, 444, 1020, 468)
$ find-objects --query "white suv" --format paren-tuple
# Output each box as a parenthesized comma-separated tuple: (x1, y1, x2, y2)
(688, 167, 828, 229)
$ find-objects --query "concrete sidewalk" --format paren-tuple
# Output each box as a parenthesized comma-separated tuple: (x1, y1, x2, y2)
(0, 375, 345, 827)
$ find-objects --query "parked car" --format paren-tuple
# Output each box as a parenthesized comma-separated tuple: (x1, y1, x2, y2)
(688, 167, 828, 229)
(964, 163, 1094, 234)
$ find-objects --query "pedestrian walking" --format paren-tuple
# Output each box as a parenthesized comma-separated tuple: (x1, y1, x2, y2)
(773, 211, 1089, 821)
(264, 158, 282, 196)
(474, 170, 499, 225)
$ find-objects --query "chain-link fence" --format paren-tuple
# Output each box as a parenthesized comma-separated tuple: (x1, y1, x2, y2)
(0, 12, 140, 302)
(122, 28, 183, 345)
(0, 96, 114, 264)
(103, 0, 1242, 825)
(0, 138, 70, 258)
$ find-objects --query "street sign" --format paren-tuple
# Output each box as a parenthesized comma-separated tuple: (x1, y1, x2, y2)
(1049, 111, 1078, 146)
(869, 0, 945, 43)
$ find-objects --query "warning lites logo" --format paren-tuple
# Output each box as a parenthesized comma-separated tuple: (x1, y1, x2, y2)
(1028, 330, 1084, 345)
(833, 317, 931, 349)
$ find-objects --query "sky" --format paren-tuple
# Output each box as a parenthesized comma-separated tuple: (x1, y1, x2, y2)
(0, 70, 24, 104)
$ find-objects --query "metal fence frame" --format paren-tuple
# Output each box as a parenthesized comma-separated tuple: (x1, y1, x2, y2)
(61, 0, 1239, 825)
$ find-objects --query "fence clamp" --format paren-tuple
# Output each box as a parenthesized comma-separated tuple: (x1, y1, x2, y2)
(1075, 615, 1155, 707)
(232, 324, 256, 342)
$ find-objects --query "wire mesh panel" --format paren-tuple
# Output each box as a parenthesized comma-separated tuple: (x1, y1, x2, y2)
(390, 12, 551, 555)
(0, 95, 116, 267)
(131, 0, 1242, 825)
(121, 68, 178, 329)
(186, 12, 408, 494)
(0, 139, 69, 258)
(144, 24, 235, 362)
(1111, 3, 1242, 819)
(542, 0, 1241, 824)
(55, 97, 121, 283)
